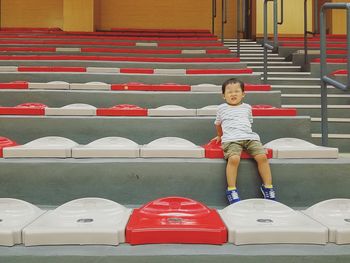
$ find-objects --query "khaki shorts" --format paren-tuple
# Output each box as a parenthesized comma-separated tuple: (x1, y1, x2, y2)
(222, 140, 266, 159)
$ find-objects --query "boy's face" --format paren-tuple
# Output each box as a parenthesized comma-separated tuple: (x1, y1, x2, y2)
(223, 83, 245, 106)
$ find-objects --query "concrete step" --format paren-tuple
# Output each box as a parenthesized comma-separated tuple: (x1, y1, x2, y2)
(312, 134, 350, 152)
(311, 117, 350, 134)
(250, 66, 301, 72)
(0, 90, 281, 108)
(0, 116, 311, 146)
(0, 242, 350, 263)
(266, 77, 321, 85)
(281, 94, 350, 105)
(0, 157, 348, 208)
(272, 85, 346, 94)
(282, 105, 350, 118)
(0, 60, 248, 69)
(0, 72, 262, 85)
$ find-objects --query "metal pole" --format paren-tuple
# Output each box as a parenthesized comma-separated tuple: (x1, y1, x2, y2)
(320, 6, 328, 146)
(304, 0, 308, 65)
(314, 0, 318, 34)
(212, 0, 216, 34)
(273, 0, 278, 49)
(221, 0, 226, 43)
(237, 0, 241, 57)
(263, 0, 268, 83)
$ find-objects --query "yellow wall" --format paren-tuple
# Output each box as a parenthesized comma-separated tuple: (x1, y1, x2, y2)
(96, 0, 212, 31)
(63, 0, 95, 31)
(1, 0, 63, 28)
(256, 0, 313, 36)
(331, 0, 349, 34)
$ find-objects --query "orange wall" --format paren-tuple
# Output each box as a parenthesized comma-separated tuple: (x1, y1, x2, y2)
(63, 0, 95, 31)
(96, 0, 212, 31)
(331, 0, 349, 34)
(1, 0, 63, 28)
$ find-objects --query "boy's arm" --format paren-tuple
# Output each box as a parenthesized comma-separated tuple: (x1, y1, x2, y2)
(214, 124, 223, 142)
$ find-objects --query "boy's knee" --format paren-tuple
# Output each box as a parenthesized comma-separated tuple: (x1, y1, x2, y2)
(254, 154, 268, 163)
(228, 155, 240, 165)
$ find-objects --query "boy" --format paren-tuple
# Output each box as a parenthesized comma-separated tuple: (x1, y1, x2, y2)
(214, 78, 276, 204)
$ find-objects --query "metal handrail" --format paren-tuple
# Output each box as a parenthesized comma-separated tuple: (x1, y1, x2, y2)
(278, 0, 284, 25)
(237, 0, 241, 57)
(320, 2, 350, 146)
(221, 0, 227, 43)
(304, 0, 318, 65)
(263, 0, 279, 83)
(212, 0, 217, 34)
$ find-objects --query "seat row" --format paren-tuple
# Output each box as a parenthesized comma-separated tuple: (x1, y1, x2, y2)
(0, 197, 349, 246)
(0, 81, 270, 92)
(0, 66, 248, 74)
(0, 136, 338, 159)
(0, 103, 296, 117)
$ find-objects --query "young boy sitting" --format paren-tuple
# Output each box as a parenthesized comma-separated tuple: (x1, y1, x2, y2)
(214, 78, 276, 204)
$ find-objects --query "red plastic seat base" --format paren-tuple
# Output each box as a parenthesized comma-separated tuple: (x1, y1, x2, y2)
(126, 196, 227, 245)
(97, 104, 147, 116)
(203, 140, 273, 159)
(0, 137, 18, 157)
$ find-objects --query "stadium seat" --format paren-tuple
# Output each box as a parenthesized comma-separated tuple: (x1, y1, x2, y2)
(3, 136, 78, 158)
(45, 103, 97, 116)
(0, 198, 45, 246)
(140, 137, 205, 158)
(29, 81, 70, 90)
(23, 198, 131, 246)
(96, 104, 148, 116)
(126, 196, 227, 245)
(148, 105, 196, 116)
(303, 199, 350, 244)
(218, 199, 328, 245)
(72, 137, 140, 158)
(70, 82, 111, 90)
(202, 140, 273, 159)
(0, 103, 47, 115)
(264, 138, 338, 159)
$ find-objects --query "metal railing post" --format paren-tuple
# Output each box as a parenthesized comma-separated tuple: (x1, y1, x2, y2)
(212, 0, 217, 34)
(263, 0, 279, 83)
(320, 3, 350, 146)
(221, 0, 227, 43)
(237, 0, 241, 57)
(304, 0, 319, 66)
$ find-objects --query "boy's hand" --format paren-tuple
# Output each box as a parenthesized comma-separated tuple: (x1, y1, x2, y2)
(211, 136, 222, 143)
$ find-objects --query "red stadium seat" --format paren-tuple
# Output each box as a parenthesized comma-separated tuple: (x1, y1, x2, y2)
(97, 104, 148, 116)
(203, 140, 273, 159)
(126, 196, 227, 245)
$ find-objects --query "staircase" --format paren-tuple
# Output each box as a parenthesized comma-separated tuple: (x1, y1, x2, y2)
(225, 39, 350, 152)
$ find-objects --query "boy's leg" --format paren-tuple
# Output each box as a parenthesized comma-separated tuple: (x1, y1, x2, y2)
(245, 140, 276, 200)
(254, 154, 275, 200)
(254, 154, 272, 186)
(222, 142, 243, 204)
(226, 155, 241, 188)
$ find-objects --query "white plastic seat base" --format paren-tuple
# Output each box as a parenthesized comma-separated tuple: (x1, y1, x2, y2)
(219, 199, 328, 245)
(72, 137, 140, 158)
(140, 137, 204, 158)
(29, 81, 70, 90)
(303, 199, 350, 244)
(45, 104, 97, 116)
(154, 69, 186, 75)
(148, 105, 196, 116)
(264, 138, 339, 158)
(191, 84, 221, 92)
(0, 198, 45, 246)
(70, 82, 111, 90)
(196, 105, 218, 116)
(23, 198, 131, 246)
(86, 67, 120, 73)
(3, 136, 78, 158)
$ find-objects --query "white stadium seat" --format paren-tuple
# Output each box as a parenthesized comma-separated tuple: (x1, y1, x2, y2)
(148, 105, 196, 116)
(45, 103, 97, 116)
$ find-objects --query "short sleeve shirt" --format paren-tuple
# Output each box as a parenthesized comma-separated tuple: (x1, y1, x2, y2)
(214, 103, 260, 143)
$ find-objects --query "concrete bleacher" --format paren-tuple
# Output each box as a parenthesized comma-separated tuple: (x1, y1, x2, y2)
(0, 28, 350, 263)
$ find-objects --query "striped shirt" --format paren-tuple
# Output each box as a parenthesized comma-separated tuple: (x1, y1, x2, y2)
(214, 103, 260, 143)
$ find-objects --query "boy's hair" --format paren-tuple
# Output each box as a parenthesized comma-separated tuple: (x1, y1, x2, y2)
(221, 78, 245, 94)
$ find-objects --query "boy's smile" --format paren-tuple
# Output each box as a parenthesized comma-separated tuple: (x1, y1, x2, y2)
(223, 83, 245, 106)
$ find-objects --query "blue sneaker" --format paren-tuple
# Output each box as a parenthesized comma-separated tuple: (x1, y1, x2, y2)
(226, 189, 240, 204)
(260, 185, 276, 200)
